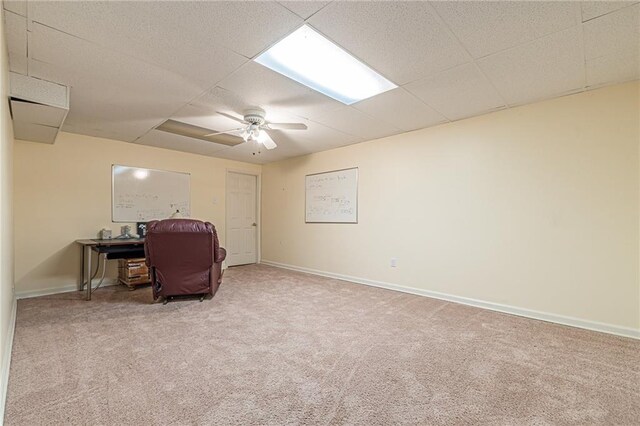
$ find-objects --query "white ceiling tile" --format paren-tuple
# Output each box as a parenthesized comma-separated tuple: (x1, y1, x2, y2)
(135, 129, 230, 157)
(217, 61, 345, 119)
(278, 1, 331, 19)
(60, 90, 172, 143)
(4, 10, 26, 55)
(3, 9, 27, 73)
(477, 27, 585, 106)
(583, 4, 640, 60)
(353, 88, 447, 132)
(214, 135, 322, 164)
(404, 63, 506, 121)
(308, 2, 469, 85)
(5, 1, 634, 164)
(29, 24, 209, 142)
(155, 100, 359, 162)
(3, 1, 26, 16)
(190, 86, 268, 121)
(11, 100, 67, 127)
(310, 106, 400, 141)
(170, 104, 246, 135)
(26, 2, 248, 88)
(13, 121, 59, 144)
(30, 23, 205, 103)
(432, 1, 580, 59)
(267, 113, 363, 150)
(8, 51, 27, 74)
(28, 1, 301, 60)
(581, 1, 638, 21)
(586, 52, 640, 87)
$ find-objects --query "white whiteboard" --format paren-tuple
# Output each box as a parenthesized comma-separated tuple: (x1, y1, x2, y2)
(305, 168, 358, 223)
(112, 165, 190, 222)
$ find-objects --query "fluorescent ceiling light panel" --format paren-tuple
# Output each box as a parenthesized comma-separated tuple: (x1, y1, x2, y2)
(255, 25, 397, 105)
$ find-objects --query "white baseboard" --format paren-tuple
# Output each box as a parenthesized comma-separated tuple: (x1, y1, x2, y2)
(261, 260, 640, 340)
(1, 296, 17, 426)
(15, 278, 119, 300)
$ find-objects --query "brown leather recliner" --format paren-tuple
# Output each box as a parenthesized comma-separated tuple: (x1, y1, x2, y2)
(144, 219, 226, 302)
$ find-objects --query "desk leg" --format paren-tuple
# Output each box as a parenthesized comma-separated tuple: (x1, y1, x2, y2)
(86, 248, 92, 301)
(80, 246, 87, 291)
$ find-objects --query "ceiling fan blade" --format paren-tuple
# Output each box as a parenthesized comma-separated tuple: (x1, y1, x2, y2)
(260, 130, 278, 150)
(217, 111, 248, 124)
(203, 127, 244, 137)
(266, 122, 308, 130)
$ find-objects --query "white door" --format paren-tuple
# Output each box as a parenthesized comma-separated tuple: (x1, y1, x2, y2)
(226, 172, 258, 266)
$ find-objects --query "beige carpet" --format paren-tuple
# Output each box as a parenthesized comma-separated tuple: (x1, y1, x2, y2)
(4, 264, 639, 425)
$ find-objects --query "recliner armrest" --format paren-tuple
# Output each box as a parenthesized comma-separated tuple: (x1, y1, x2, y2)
(215, 247, 227, 263)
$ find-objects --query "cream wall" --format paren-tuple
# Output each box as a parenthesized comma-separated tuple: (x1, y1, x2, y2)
(14, 132, 260, 295)
(262, 82, 640, 333)
(1, 6, 16, 416)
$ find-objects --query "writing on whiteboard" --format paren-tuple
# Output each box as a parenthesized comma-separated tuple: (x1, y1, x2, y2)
(305, 168, 358, 223)
(112, 165, 190, 222)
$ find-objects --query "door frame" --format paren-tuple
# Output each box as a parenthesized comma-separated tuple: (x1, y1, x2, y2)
(225, 169, 261, 266)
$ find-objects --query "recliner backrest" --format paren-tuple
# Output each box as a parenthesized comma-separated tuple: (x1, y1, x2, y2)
(145, 219, 214, 295)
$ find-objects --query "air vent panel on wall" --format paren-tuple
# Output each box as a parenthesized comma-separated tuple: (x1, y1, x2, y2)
(9, 73, 70, 144)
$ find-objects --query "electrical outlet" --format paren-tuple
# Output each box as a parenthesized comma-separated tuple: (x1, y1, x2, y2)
(390, 258, 398, 267)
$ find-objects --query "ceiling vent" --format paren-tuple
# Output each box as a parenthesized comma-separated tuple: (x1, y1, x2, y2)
(9, 72, 70, 144)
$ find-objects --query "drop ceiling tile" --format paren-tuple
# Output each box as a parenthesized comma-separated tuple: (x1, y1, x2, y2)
(60, 89, 171, 143)
(28, 58, 77, 88)
(3, 1, 26, 16)
(167, 103, 360, 159)
(135, 129, 230, 157)
(28, 1, 301, 62)
(310, 106, 400, 141)
(583, 4, 640, 60)
(189, 87, 361, 151)
(26, 2, 249, 88)
(30, 23, 207, 96)
(170, 104, 246, 135)
(269, 113, 363, 150)
(477, 27, 585, 106)
(190, 86, 263, 121)
(217, 61, 345, 119)
(278, 1, 331, 19)
(308, 2, 469, 85)
(8, 52, 27, 74)
(432, 1, 580, 59)
(404, 63, 506, 121)
(29, 24, 208, 142)
(11, 100, 68, 127)
(581, 1, 638, 21)
(586, 52, 640, 87)
(353, 88, 447, 132)
(13, 122, 59, 144)
(297, 130, 364, 152)
(4, 10, 26, 55)
(213, 139, 309, 164)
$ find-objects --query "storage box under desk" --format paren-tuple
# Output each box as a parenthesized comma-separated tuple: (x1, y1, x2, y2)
(118, 258, 151, 289)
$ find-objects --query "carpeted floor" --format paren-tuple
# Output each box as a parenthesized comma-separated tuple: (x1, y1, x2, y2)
(4, 264, 639, 425)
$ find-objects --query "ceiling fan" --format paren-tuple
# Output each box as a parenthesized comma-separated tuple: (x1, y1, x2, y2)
(204, 108, 307, 150)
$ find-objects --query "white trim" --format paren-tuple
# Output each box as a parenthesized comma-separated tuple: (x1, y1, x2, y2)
(1, 296, 17, 425)
(261, 260, 640, 340)
(15, 278, 119, 300)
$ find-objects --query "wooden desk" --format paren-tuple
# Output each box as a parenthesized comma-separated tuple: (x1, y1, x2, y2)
(76, 239, 145, 300)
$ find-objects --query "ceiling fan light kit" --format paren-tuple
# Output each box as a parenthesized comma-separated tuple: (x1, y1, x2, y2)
(156, 106, 307, 153)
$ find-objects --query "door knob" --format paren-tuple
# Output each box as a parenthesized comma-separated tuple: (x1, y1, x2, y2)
(252, 223, 257, 226)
